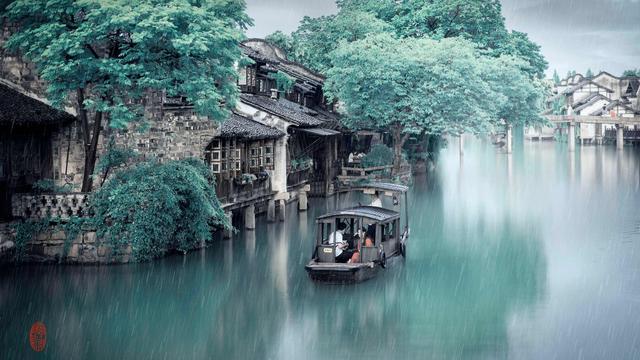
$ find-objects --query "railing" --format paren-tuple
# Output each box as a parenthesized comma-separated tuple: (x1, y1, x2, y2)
(337, 165, 396, 186)
(12, 193, 91, 220)
(216, 178, 272, 206)
(605, 129, 640, 140)
(287, 167, 313, 188)
(546, 115, 640, 124)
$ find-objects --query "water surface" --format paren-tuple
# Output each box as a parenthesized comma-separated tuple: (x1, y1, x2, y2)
(2, 139, 640, 359)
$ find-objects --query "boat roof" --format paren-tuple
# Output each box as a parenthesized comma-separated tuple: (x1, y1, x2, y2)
(350, 182, 409, 193)
(317, 206, 400, 222)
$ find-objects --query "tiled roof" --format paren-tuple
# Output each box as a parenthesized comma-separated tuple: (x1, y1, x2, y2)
(240, 94, 324, 127)
(240, 39, 325, 86)
(0, 81, 75, 127)
(573, 93, 610, 112)
(218, 113, 285, 140)
(563, 80, 614, 95)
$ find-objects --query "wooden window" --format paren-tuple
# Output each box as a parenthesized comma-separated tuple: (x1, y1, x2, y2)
(211, 163, 220, 173)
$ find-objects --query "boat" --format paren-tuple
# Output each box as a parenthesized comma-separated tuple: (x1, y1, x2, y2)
(305, 183, 409, 283)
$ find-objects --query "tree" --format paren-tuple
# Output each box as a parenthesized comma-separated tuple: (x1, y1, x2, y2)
(5, 0, 251, 191)
(622, 69, 639, 77)
(338, 0, 510, 54)
(503, 31, 548, 79)
(553, 69, 561, 85)
(326, 34, 500, 174)
(586, 68, 594, 78)
(482, 56, 547, 127)
(288, 10, 390, 73)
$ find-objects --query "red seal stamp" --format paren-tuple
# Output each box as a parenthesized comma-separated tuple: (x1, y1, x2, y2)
(29, 321, 46, 352)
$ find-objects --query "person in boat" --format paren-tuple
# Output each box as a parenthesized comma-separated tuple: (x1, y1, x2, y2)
(329, 222, 357, 263)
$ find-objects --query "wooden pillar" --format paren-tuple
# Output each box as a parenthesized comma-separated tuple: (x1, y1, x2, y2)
(506, 124, 513, 154)
(244, 204, 255, 230)
(267, 199, 276, 222)
(298, 190, 308, 212)
(617, 124, 624, 150)
(278, 199, 286, 222)
(595, 123, 603, 145)
(568, 122, 575, 152)
(223, 211, 233, 239)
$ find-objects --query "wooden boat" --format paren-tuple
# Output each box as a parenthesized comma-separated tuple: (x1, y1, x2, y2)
(305, 183, 409, 283)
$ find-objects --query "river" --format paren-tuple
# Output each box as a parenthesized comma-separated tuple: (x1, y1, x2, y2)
(2, 138, 640, 359)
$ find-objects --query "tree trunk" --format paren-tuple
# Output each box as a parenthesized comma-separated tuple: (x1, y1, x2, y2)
(391, 125, 410, 176)
(80, 111, 103, 192)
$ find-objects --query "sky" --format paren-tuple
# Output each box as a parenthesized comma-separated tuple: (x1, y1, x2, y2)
(244, 0, 640, 78)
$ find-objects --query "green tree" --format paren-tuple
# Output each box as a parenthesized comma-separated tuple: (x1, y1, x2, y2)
(503, 31, 548, 79)
(482, 56, 547, 127)
(92, 158, 229, 261)
(326, 34, 500, 174)
(622, 69, 639, 77)
(5, 0, 251, 191)
(586, 68, 594, 78)
(553, 69, 561, 85)
(338, 0, 510, 53)
(289, 10, 390, 72)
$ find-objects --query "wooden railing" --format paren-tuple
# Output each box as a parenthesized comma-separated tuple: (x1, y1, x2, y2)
(546, 115, 640, 124)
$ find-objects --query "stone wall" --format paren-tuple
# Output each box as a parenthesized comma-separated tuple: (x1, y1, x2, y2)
(0, 19, 46, 97)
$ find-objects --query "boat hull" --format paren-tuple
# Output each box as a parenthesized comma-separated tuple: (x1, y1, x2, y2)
(305, 262, 381, 283)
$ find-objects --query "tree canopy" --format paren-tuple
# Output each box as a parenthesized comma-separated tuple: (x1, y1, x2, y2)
(326, 34, 503, 172)
(5, 0, 251, 190)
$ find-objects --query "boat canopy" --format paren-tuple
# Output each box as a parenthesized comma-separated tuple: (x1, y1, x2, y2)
(317, 206, 400, 223)
(348, 182, 409, 194)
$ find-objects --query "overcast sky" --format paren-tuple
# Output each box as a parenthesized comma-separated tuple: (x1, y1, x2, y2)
(245, 0, 640, 78)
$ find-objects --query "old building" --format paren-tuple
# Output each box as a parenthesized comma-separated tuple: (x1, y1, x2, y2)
(0, 80, 76, 220)
(546, 72, 640, 143)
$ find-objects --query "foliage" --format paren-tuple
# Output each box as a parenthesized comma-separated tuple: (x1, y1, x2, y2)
(338, 0, 509, 53)
(12, 218, 49, 262)
(553, 70, 561, 85)
(361, 144, 394, 168)
(5, 0, 251, 190)
(622, 69, 639, 77)
(288, 10, 390, 73)
(32, 179, 73, 193)
(326, 34, 502, 172)
(586, 68, 594, 78)
(91, 158, 229, 262)
(273, 71, 295, 92)
(502, 31, 548, 79)
(481, 55, 547, 126)
(95, 141, 137, 186)
(290, 157, 313, 171)
(265, 30, 295, 56)
(552, 96, 566, 115)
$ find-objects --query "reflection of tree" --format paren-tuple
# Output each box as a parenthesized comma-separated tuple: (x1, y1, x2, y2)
(1, 175, 547, 359)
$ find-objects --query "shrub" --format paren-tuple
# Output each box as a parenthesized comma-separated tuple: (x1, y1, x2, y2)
(361, 144, 394, 168)
(91, 158, 229, 261)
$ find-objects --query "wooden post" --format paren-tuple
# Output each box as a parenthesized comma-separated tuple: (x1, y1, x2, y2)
(595, 123, 603, 145)
(568, 122, 575, 152)
(267, 199, 276, 222)
(223, 211, 233, 239)
(298, 190, 308, 211)
(617, 124, 624, 150)
(278, 199, 286, 222)
(506, 124, 513, 154)
(244, 204, 255, 230)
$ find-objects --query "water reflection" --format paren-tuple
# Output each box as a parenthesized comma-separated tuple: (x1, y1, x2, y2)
(4, 139, 640, 359)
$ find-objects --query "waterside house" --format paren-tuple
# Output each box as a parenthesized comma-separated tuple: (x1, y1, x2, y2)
(544, 71, 640, 143)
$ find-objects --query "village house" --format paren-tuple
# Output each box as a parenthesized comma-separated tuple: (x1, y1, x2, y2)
(2, 15, 345, 237)
(545, 71, 640, 143)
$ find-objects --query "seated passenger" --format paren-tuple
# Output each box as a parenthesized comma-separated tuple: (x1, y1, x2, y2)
(329, 222, 356, 263)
